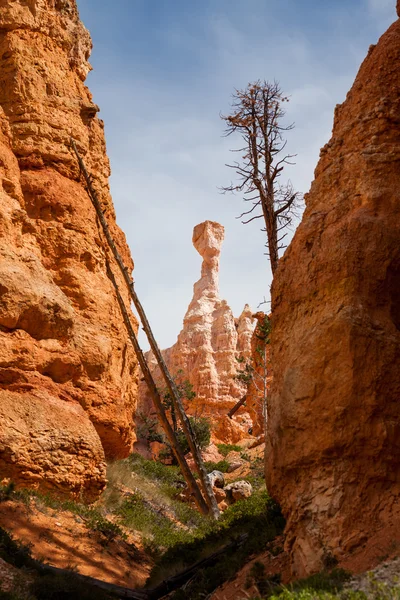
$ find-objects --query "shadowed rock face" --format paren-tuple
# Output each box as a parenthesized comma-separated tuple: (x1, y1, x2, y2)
(138, 221, 256, 443)
(0, 0, 138, 500)
(267, 8, 400, 576)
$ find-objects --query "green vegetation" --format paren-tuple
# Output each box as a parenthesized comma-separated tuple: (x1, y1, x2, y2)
(127, 452, 184, 488)
(243, 569, 400, 600)
(149, 491, 285, 598)
(175, 416, 211, 456)
(217, 443, 242, 456)
(204, 459, 230, 473)
(248, 569, 352, 600)
(85, 512, 127, 544)
(267, 572, 400, 600)
(245, 456, 267, 491)
(0, 458, 284, 599)
(1, 469, 400, 600)
(246, 560, 282, 596)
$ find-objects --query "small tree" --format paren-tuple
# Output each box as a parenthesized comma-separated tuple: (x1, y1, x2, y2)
(175, 417, 211, 456)
(221, 80, 302, 275)
(161, 370, 196, 433)
(160, 372, 211, 461)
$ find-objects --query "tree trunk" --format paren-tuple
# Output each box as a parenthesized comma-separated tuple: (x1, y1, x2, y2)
(105, 260, 209, 515)
(227, 395, 247, 418)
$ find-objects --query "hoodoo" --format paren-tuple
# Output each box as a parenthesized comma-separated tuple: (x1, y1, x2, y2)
(0, 0, 138, 500)
(267, 5, 400, 577)
(138, 221, 256, 443)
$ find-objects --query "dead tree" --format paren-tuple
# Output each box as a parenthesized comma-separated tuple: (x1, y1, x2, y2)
(70, 140, 219, 519)
(221, 80, 302, 275)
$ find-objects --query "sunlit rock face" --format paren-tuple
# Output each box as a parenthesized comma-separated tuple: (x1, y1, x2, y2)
(138, 221, 256, 443)
(0, 0, 138, 500)
(267, 9, 400, 577)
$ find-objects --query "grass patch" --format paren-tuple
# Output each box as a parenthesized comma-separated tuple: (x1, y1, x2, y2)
(0, 461, 284, 600)
(118, 492, 195, 555)
(263, 569, 351, 599)
(127, 454, 183, 487)
(216, 443, 242, 457)
(269, 571, 400, 600)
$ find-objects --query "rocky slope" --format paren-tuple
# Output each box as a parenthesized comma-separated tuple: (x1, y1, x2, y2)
(138, 221, 255, 443)
(0, 0, 138, 500)
(267, 5, 400, 577)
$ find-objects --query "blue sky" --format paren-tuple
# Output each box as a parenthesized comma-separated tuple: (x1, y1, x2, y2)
(77, 0, 395, 350)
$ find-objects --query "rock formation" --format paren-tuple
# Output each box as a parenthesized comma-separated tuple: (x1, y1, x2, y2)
(243, 312, 271, 438)
(267, 7, 400, 576)
(0, 0, 138, 500)
(138, 221, 255, 443)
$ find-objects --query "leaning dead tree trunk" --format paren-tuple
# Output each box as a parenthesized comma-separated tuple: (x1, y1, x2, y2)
(70, 139, 219, 519)
(227, 395, 247, 419)
(105, 261, 208, 515)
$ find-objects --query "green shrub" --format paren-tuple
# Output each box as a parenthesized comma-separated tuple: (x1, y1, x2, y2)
(85, 512, 126, 543)
(127, 454, 183, 487)
(175, 417, 211, 456)
(0, 481, 16, 503)
(217, 443, 242, 457)
(204, 460, 230, 473)
(270, 569, 353, 600)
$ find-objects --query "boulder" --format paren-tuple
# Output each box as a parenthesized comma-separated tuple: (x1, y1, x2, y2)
(224, 481, 253, 504)
(207, 470, 225, 489)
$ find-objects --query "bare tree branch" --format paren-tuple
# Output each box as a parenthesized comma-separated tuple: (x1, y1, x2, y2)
(221, 80, 303, 275)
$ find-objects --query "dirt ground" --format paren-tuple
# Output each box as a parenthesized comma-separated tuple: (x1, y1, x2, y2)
(0, 498, 152, 589)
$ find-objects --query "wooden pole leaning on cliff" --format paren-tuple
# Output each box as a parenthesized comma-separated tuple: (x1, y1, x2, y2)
(70, 139, 220, 519)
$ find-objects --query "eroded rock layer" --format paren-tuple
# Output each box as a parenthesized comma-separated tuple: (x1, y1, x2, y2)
(267, 10, 400, 576)
(138, 221, 255, 443)
(244, 312, 271, 439)
(0, 0, 138, 500)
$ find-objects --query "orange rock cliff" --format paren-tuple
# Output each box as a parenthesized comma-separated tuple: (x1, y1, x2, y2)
(267, 6, 400, 577)
(138, 221, 256, 443)
(0, 0, 138, 501)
